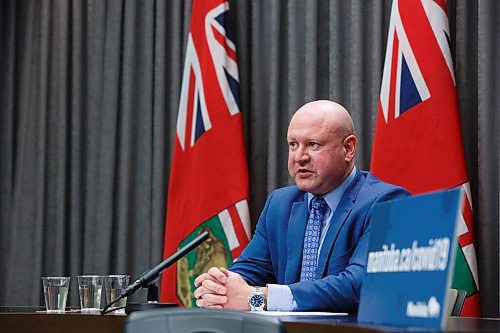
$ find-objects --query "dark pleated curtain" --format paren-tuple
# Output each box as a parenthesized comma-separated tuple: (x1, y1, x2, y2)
(477, 0, 500, 318)
(0, 0, 498, 316)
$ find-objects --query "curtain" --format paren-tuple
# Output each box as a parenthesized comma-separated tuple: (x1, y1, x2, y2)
(477, 0, 500, 317)
(0, 0, 498, 316)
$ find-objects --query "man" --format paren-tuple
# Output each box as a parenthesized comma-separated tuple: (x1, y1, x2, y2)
(194, 100, 409, 311)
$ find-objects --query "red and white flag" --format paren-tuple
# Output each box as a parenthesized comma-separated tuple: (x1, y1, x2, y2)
(159, 0, 250, 307)
(371, 0, 480, 316)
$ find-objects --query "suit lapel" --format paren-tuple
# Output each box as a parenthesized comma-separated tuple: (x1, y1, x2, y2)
(285, 194, 308, 284)
(316, 170, 364, 279)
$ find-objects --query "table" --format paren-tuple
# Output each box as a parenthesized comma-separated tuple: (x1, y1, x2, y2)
(0, 307, 125, 333)
(2, 307, 500, 333)
(281, 315, 500, 332)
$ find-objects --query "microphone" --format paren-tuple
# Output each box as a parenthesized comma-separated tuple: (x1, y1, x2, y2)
(121, 230, 210, 298)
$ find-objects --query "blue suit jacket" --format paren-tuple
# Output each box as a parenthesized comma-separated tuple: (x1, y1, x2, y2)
(230, 169, 409, 311)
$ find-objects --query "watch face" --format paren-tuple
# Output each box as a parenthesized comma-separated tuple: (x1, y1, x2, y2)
(250, 294, 265, 308)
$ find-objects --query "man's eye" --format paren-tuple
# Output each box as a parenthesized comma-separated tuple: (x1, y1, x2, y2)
(288, 142, 297, 148)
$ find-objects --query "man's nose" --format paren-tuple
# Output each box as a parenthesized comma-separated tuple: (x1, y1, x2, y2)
(294, 146, 310, 162)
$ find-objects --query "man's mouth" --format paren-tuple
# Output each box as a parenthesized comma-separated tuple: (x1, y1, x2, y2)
(297, 169, 313, 177)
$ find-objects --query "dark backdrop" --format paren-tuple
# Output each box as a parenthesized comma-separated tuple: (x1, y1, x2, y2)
(0, 0, 498, 316)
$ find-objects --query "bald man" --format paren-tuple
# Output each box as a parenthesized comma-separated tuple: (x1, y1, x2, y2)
(194, 100, 409, 312)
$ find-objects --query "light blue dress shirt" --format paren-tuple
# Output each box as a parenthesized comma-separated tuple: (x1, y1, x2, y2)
(266, 167, 357, 311)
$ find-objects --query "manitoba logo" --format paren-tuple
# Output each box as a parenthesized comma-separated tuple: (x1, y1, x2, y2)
(406, 296, 441, 318)
(176, 222, 233, 307)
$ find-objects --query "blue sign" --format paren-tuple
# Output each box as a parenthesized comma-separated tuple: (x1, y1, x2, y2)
(358, 190, 461, 329)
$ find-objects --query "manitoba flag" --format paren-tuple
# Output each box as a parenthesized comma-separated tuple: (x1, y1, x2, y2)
(159, 0, 250, 307)
(371, 0, 480, 316)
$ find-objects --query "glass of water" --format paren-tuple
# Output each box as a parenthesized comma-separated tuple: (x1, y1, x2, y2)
(77, 275, 104, 312)
(104, 275, 130, 313)
(41, 277, 71, 313)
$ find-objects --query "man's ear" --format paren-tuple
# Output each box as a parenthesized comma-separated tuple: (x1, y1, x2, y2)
(343, 135, 357, 162)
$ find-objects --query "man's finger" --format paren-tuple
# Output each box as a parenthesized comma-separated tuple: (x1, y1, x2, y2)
(196, 296, 226, 308)
(193, 284, 226, 299)
(194, 273, 209, 287)
(196, 298, 207, 308)
(220, 267, 230, 275)
(201, 279, 226, 295)
(201, 293, 228, 304)
(193, 286, 206, 299)
(220, 267, 230, 277)
(207, 267, 227, 284)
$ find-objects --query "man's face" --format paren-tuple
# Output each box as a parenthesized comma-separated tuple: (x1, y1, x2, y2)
(287, 110, 351, 195)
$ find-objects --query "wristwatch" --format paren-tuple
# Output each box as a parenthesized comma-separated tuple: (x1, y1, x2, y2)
(248, 287, 266, 311)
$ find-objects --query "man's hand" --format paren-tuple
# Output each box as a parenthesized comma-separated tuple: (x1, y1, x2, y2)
(193, 267, 262, 310)
(218, 268, 254, 310)
(194, 267, 229, 309)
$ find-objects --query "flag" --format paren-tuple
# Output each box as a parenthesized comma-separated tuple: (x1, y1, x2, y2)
(159, 0, 250, 307)
(371, 0, 480, 317)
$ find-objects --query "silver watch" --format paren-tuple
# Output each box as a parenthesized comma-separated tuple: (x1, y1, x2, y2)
(248, 287, 266, 311)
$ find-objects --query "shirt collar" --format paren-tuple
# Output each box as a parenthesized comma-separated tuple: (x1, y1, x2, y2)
(307, 166, 357, 213)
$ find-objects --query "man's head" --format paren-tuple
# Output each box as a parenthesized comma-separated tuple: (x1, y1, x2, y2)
(287, 100, 357, 195)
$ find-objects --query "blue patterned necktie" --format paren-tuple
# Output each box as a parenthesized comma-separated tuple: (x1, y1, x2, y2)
(300, 196, 328, 281)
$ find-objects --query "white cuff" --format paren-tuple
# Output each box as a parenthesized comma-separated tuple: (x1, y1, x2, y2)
(266, 284, 297, 311)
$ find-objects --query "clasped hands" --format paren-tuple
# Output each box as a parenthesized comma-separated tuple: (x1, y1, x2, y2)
(194, 267, 260, 310)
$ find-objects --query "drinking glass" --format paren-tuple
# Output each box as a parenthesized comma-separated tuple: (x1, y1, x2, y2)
(41, 277, 71, 313)
(104, 275, 130, 313)
(77, 275, 104, 312)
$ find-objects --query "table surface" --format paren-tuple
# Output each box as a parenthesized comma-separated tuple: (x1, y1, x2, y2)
(1, 307, 500, 333)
